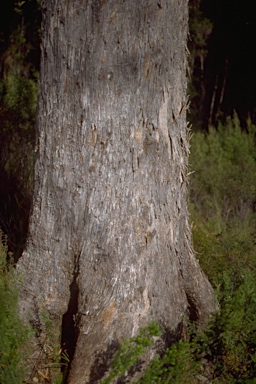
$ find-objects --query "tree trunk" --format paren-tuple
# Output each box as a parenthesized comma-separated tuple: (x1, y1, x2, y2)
(17, 0, 216, 382)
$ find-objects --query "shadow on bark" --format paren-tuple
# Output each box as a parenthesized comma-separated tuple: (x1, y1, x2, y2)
(88, 340, 120, 383)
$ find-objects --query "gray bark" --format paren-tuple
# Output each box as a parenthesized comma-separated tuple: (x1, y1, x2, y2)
(17, 0, 216, 382)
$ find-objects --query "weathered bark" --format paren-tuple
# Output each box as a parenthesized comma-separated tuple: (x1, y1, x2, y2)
(17, 0, 216, 382)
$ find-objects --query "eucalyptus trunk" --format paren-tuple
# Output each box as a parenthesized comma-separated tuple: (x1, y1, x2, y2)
(17, 0, 216, 382)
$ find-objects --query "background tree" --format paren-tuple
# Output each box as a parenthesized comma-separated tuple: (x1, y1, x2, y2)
(190, 0, 256, 128)
(17, 0, 216, 383)
(187, 0, 212, 128)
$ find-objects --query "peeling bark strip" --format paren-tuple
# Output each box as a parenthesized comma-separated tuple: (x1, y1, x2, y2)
(17, 0, 216, 382)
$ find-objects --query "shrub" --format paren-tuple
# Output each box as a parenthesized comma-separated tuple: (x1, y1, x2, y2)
(188, 115, 256, 382)
(189, 115, 256, 279)
(138, 338, 199, 384)
(101, 322, 162, 384)
(192, 269, 256, 383)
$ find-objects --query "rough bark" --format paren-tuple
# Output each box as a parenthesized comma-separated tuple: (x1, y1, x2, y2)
(17, 0, 216, 382)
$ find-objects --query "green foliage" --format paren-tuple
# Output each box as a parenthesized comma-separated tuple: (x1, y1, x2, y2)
(4, 73, 37, 127)
(189, 115, 256, 279)
(188, 115, 256, 381)
(0, 231, 31, 383)
(138, 339, 199, 384)
(190, 116, 256, 214)
(1, 73, 37, 185)
(101, 324, 198, 384)
(14, 1, 26, 15)
(192, 270, 256, 382)
(101, 322, 161, 384)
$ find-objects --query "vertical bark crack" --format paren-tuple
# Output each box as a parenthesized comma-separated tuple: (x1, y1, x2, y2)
(61, 254, 80, 381)
(185, 292, 200, 322)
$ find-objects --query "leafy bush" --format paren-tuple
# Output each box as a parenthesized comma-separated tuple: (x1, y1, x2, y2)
(0, 231, 31, 383)
(101, 322, 201, 384)
(138, 338, 199, 384)
(101, 322, 161, 384)
(188, 116, 256, 382)
(186, 269, 255, 383)
(189, 115, 256, 279)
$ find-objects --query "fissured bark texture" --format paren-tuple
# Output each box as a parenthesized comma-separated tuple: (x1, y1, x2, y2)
(17, 0, 216, 382)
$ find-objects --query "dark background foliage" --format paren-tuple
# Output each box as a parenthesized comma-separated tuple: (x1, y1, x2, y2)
(189, 0, 256, 128)
(0, 0, 40, 259)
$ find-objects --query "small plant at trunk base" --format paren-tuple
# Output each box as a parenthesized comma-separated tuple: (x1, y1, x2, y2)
(100, 322, 161, 384)
(191, 270, 256, 383)
(136, 338, 200, 384)
(100, 276, 256, 383)
(101, 322, 202, 384)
